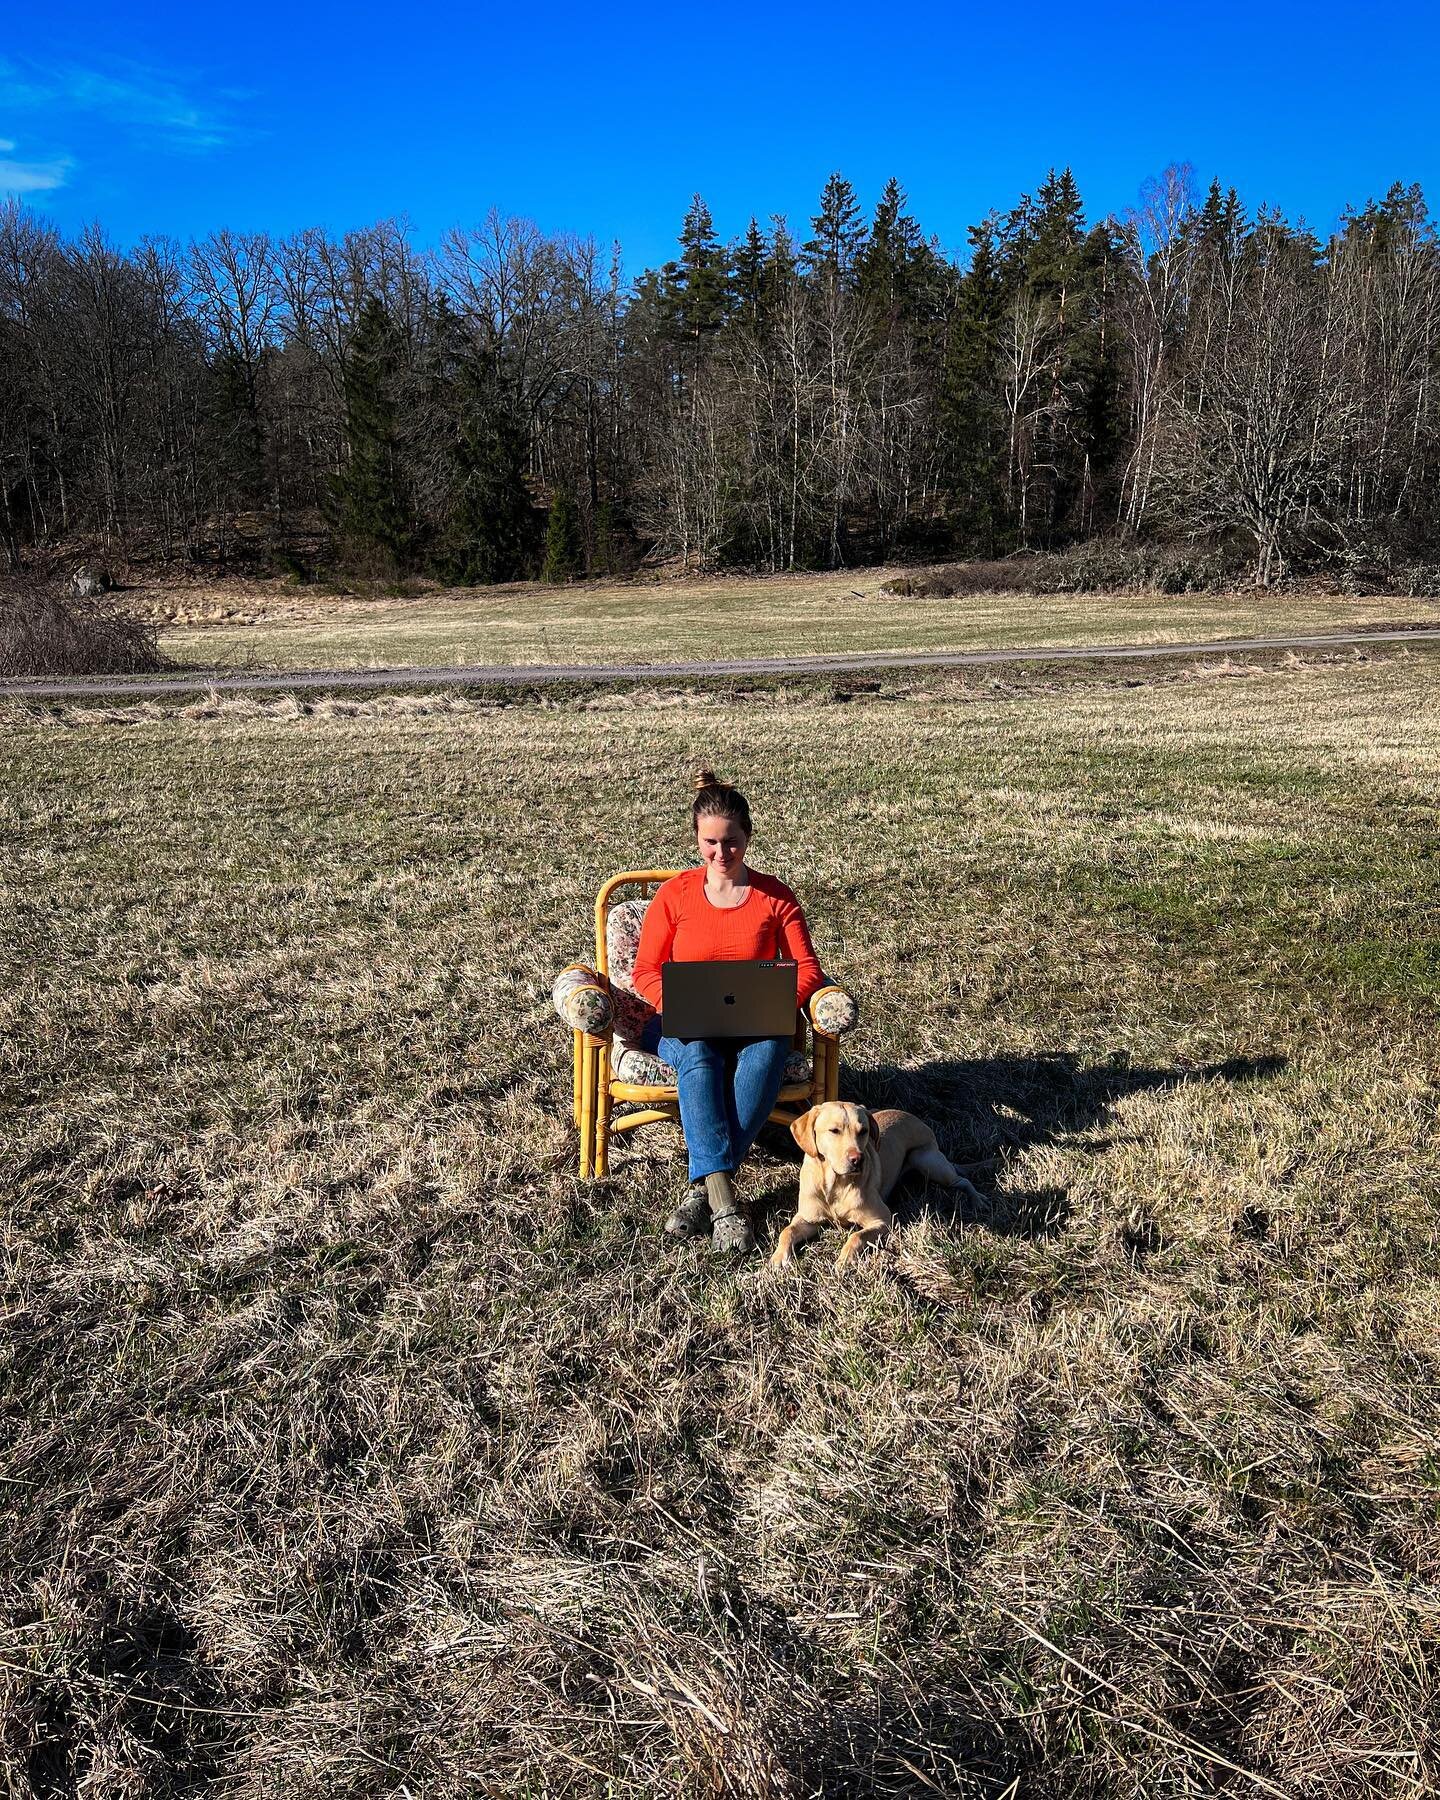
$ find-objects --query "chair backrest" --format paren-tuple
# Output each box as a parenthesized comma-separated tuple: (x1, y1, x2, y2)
(594, 870, 684, 976)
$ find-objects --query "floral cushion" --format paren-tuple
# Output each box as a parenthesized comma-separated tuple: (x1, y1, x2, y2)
(613, 1045, 814, 1086)
(552, 963, 613, 1035)
(809, 984, 858, 1036)
(606, 899, 659, 1053)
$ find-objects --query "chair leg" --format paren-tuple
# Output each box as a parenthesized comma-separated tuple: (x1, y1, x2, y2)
(578, 1035, 597, 1178)
(594, 1040, 613, 1179)
(812, 1033, 830, 1106)
(572, 1030, 583, 1127)
(824, 1035, 840, 1103)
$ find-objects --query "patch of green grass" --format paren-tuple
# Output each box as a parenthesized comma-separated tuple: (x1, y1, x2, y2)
(1333, 938, 1440, 998)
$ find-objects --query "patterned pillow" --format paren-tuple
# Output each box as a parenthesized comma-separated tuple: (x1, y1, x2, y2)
(606, 895, 649, 986)
(809, 983, 859, 1037)
(551, 963, 613, 1035)
(614, 1046, 814, 1086)
(607, 897, 660, 1058)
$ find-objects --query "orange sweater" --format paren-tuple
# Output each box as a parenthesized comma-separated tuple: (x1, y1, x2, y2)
(631, 867, 825, 1013)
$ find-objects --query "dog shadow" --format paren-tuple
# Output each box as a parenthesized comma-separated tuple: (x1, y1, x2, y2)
(756, 1050, 1286, 1244)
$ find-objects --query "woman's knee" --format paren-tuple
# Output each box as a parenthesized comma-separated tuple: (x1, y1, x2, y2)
(662, 1035, 723, 1073)
(739, 1035, 791, 1076)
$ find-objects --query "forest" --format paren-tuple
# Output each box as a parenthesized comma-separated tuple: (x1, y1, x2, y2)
(2, 166, 1437, 589)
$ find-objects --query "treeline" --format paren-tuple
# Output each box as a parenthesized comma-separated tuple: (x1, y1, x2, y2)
(2, 166, 1438, 587)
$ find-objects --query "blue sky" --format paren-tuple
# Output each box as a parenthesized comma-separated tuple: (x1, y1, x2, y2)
(3, 1, 1437, 274)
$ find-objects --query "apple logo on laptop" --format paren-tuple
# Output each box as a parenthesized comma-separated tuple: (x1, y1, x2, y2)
(724, 993, 735, 1005)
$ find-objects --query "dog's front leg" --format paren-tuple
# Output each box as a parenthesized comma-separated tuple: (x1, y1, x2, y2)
(836, 1211, 891, 1268)
(771, 1216, 823, 1268)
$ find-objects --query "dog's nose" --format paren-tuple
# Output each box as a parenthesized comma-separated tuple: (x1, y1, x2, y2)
(845, 1153, 863, 1170)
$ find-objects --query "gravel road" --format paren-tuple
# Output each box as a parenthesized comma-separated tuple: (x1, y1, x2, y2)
(5, 626, 1440, 701)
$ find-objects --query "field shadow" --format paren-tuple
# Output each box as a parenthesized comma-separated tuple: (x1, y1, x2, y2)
(756, 1050, 1286, 1242)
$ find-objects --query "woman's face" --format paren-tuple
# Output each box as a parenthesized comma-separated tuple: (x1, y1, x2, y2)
(696, 812, 749, 878)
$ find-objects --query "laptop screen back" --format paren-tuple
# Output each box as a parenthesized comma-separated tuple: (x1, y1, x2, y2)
(661, 960, 798, 1039)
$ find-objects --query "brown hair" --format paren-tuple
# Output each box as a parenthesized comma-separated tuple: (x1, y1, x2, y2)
(690, 768, 752, 839)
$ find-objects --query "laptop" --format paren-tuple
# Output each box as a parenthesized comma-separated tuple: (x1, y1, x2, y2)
(661, 960, 798, 1039)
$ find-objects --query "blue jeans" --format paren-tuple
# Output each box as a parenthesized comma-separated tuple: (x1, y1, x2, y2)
(640, 1014, 792, 1184)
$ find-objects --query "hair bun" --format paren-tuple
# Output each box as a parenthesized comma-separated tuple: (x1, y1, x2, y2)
(689, 770, 753, 839)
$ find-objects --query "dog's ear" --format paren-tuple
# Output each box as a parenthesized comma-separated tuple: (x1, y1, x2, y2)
(854, 1105, 871, 1135)
(790, 1107, 819, 1159)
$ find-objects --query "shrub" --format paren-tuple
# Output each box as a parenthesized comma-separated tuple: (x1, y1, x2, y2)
(882, 541, 1253, 600)
(0, 571, 166, 679)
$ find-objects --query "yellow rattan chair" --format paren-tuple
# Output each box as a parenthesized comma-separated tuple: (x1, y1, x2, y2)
(572, 869, 844, 1180)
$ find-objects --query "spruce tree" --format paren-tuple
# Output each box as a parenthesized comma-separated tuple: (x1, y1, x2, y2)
(663, 196, 728, 348)
(762, 215, 799, 312)
(542, 486, 583, 582)
(730, 217, 768, 325)
(940, 217, 1009, 550)
(995, 168, 1112, 542)
(210, 346, 265, 514)
(436, 340, 538, 585)
(1029, 168, 1086, 301)
(329, 296, 413, 575)
(682, 195, 728, 333)
(592, 498, 619, 576)
(858, 177, 924, 321)
(1191, 180, 1247, 265)
(802, 173, 867, 289)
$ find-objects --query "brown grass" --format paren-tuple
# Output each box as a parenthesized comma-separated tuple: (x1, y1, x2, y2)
(2, 649, 1438, 1795)
(94, 566, 1440, 679)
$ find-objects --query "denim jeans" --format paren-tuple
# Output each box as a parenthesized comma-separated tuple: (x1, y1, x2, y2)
(640, 1013, 792, 1184)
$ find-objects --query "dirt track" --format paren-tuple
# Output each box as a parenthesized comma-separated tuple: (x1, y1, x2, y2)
(6, 625, 1440, 700)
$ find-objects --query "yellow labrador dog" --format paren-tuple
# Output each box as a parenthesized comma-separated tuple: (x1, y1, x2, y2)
(772, 1102, 983, 1268)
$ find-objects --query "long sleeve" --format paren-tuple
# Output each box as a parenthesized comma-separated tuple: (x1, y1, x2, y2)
(630, 880, 679, 1009)
(775, 890, 825, 1009)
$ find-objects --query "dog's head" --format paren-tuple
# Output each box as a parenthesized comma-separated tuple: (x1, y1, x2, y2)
(791, 1101, 872, 1177)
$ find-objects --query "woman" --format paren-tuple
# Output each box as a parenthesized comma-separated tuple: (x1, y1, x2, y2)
(631, 770, 827, 1253)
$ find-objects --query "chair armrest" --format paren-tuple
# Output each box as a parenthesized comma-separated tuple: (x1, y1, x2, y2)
(808, 981, 859, 1037)
(552, 963, 614, 1036)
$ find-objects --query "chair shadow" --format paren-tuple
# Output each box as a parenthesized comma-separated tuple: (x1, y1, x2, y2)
(754, 1050, 1287, 1245)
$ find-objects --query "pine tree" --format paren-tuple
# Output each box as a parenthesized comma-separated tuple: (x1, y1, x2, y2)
(542, 485, 583, 582)
(328, 296, 413, 575)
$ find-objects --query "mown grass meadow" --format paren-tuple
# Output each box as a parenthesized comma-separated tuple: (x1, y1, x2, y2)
(127, 569, 1440, 675)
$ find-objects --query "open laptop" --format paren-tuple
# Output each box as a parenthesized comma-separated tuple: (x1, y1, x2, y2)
(661, 960, 798, 1039)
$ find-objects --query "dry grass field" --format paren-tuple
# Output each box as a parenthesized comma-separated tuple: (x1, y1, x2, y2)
(3, 645, 1440, 1795)
(119, 569, 1440, 674)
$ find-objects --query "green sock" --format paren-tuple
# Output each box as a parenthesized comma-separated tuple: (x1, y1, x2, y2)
(705, 1171, 736, 1216)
